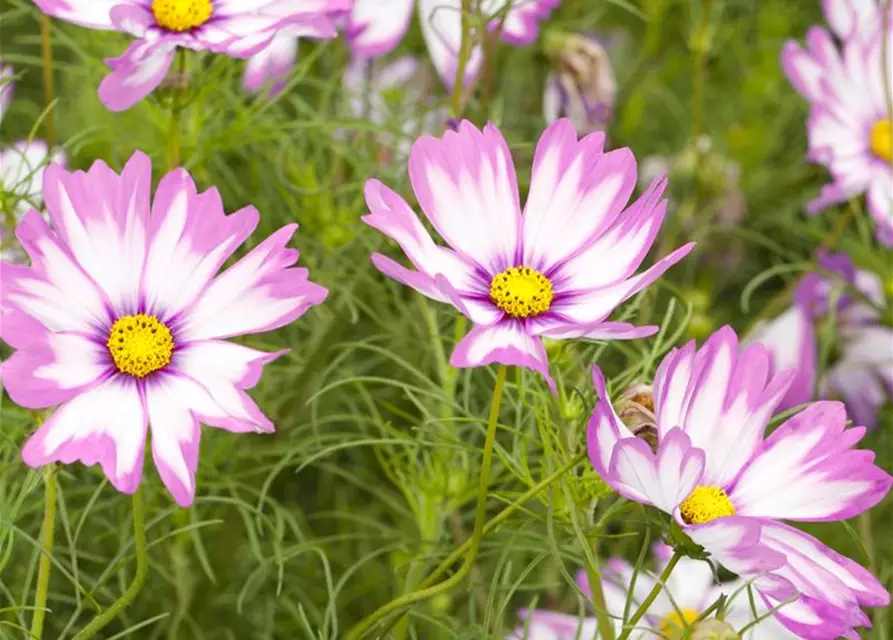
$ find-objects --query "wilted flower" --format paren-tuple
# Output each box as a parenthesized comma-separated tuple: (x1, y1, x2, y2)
(0, 152, 327, 506)
(587, 325, 892, 638)
(750, 250, 893, 428)
(542, 32, 616, 135)
(33, 0, 348, 111)
(782, 0, 893, 245)
(346, 0, 561, 89)
(0, 63, 65, 262)
(363, 118, 693, 388)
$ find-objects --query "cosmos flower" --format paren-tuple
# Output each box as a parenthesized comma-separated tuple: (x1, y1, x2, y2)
(362, 118, 693, 388)
(341, 55, 447, 160)
(587, 325, 892, 638)
(0, 152, 327, 506)
(511, 545, 798, 639)
(33, 0, 348, 111)
(782, 0, 893, 245)
(243, 1, 350, 94)
(346, 0, 561, 89)
(750, 250, 893, 428)
(0, 63, 65, 263)
(542, 33, 616, 136)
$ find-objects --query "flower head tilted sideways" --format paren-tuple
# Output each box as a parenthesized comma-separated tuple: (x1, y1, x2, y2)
(1, 63, 65, 262)
(362, 118, 694, 388)
(587, 325, 892, 639)
(347, 0, 560, 89)
(0, 152, 328, 506)
(750, 250, 893, 429)
(33, 0, 349, 111)
(512, 545, 798, 639)
(782, 0, 893, 245)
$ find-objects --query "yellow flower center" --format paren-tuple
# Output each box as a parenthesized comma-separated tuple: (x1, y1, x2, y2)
(107, 314, 174, 378)
(870, 119, 892, 162)
(151, 0, 213, 32)
(659, 609, 700, 638)
(489, 266, 554, 318)
(678, 485, 736, 525)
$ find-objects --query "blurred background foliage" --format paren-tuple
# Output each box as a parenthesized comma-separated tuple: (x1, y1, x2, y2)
(0, 0, 891, 638)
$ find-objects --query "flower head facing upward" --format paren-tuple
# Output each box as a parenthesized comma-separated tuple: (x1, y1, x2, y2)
(0, 63, 65, 263)
(782, 0, 893, 245)
(346, 0, 561, 90)
(587, 325, 892, 638)
(363, 118, 694, 388)
(33, 0, 349, 110)
(512, 545, 798, 639)
(0, 152, 328, 506)
(751, 250, 893, 428)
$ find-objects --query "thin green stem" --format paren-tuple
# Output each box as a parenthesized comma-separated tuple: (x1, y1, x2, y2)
(39, 14, 55, 145)
(72, 489, 148, 640)
(165, 50, 186, 169)
(374, 451, 588, 638)
(617, 550, 683, 640)
(30, 466, 58, 640)
(345, 365, 508, 640)
(449, 0, 475, 119)
(584, 558, 616, 640)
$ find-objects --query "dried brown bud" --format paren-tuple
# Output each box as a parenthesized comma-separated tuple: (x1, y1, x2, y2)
(616, 383, 658, 453)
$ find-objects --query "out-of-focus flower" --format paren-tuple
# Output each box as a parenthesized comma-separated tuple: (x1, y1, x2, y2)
(750, 250, 893, 428)
(342, 55, 447, 160)
(782, 0, 893, 246)
(510, 544, 795, 639)
(346, 0, 560, 90)
(243, 2, 351, 95)
(0, 152, 327, 506)
(0, 63, 65, 263)
(587, 325, 892, 639)
(363, 118, 693, 389)
(33, 0, 348, 111)
(542, 32, 616, 135)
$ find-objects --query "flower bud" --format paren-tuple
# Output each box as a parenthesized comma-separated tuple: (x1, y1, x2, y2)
(616, 383, 658, 453)
(543, 32, 616, 135)
(690, 619, 740, 640)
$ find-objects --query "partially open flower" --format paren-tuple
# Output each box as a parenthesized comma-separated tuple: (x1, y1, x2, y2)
(543, 32, 616, 135)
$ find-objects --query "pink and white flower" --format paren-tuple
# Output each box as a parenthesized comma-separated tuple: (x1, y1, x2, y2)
(33, 0, 348, 111)
(511, 545, 798, 639)
(781, 0, 893, 245)
(363, 118, 693, 388)
(0, 152, 327, 506)
(0, 63, 65, 262)
(587, 325, 892, 638)
(751, 251, 893, 428)
(346, 0, 560, 89)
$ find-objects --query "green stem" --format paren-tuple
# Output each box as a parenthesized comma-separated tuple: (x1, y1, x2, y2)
(584, 555, 616, 640)
(165, 50, 186, 169)
(617, 550, 682, 640)
(72, 489, 148, 640)
(374, 451, 588, 638)
(345, 365, 508, 640)
(449, 0, 475, 119)
(30, 466, 58, 640)
(39, 14, 55, 145)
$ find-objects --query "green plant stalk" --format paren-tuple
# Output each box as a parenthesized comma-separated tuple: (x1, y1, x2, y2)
(40, 14, 55, 145)
(165, 50, 186, 169)
(30, 466, 58, 640)
(72, 489, 148, 640)
(344, 365, 508, 640)
(617, 549, 682, 640)
(375, 451, 588, 637)
(449, 0, 475, 119)
(583, 548, 616, 640)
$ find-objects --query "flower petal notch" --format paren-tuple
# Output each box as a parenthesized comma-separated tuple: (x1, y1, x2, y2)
(363, 118, 693, 387)
(0, 151, 328, 507)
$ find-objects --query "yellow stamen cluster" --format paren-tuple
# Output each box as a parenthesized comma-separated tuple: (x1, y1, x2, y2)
(107, 314, 174, 378)
(679, 485, 736, 525)
(151, 0, 213, 32)
(870, 119, 892, 162)
(659, 609, 700, 638)
(489, 266, 554, 318)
